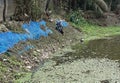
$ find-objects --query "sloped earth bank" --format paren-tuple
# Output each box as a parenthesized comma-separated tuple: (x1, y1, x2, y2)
(0, 21, 82, 82)
(17, 36, 120, 83)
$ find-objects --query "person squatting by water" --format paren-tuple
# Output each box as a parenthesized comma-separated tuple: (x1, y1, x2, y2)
(56, 20, 64, 35)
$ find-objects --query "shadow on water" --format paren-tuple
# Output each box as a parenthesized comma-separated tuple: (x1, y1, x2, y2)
(52, 35, 120, 65)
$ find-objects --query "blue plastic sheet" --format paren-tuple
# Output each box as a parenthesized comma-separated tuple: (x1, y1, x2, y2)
(61, 21, 68, 27)
(0, 20, 52, 54)
(0, 31, 28, 54)
(22, 20, 53, 39)
(56, 20, 69, 27)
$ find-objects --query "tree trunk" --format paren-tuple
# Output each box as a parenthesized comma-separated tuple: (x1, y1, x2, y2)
(68, 0, 71, 11)
(45, 0, 51, 11)
(3, 0, 6, 22)
(108, 0, 112, 11)
(84, 0, 87, 11)
(95, 0, 109, 12)
(72, 0, 77, 10)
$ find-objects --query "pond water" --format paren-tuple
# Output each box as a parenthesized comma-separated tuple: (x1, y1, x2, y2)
(52, 35, 120, 66)
(84, 35, 120, 60)
(19, 35, 120, 83)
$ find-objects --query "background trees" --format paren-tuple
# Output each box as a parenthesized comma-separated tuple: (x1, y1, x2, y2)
(2, 0, 120, 21)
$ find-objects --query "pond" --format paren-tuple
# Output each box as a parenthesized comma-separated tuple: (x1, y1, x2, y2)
(84, 35, 120, 60)
(51, 35, 120, 66)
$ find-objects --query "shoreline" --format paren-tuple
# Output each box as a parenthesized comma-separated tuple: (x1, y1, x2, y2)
(16, 34, 120, 83)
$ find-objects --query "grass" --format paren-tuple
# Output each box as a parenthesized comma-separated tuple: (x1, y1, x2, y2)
(72, 23, 120, 41)
(14, 73, 32, 83)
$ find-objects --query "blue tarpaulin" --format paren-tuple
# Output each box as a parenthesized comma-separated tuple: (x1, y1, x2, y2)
(0, 31, 28, 54)
(56, 20, 69, 27)
(22, 21, 52, 39)
(0, 20, 52, 54)
(0, 20, 68, 54)
(61, 21, 68, 27)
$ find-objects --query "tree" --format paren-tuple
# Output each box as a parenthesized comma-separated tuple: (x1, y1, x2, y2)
(94, 0, 108, 12)
(3, 0, 6, 22)
(45, 0, 51, 11)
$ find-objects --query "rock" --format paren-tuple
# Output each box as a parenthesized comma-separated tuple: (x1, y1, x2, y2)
(0, 24, 9, 32)
(70, 40, 72, 42)
(36, 49, 41, 52)
(25, 60, 30, 64)
(20, 56, 23, 58)
(26, 66, 32, 69)
(80, 38, 84, 43)
(33, 51, 38, 56)
(62, 44, 65, 48)
(41, 52, 49, 59)
(33, 57, 39, 63)
(3, 59, 8, 62)
(35, 60, 40, 64)
(33, 57, 37, 60)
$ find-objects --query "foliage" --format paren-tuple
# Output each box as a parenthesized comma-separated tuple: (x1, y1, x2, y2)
(68, 10, 88, 26)
(30, 0, 42, 20)
(14, 0, 42, 20)
(13, 0, 120, 21)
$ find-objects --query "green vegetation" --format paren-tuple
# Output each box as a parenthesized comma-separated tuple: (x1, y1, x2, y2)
(68, 11, 120, 41)
(73, 22, 120, 41)
(14, 73, 32, 83)
(68, 10, 86, 25)
(0, 55, 27, 82)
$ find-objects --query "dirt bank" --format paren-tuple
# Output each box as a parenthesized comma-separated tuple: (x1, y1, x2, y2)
(0, 20, 82, 82)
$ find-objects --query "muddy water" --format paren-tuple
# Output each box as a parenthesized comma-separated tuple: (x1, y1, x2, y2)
(52, 35, 120, 66)
(20, 36, 120, 83)
(85, 36, 120, 60)
(75, 35, 120, 59)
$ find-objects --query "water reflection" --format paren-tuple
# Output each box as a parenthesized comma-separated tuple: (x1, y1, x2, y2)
(86, 36, 120, 59)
